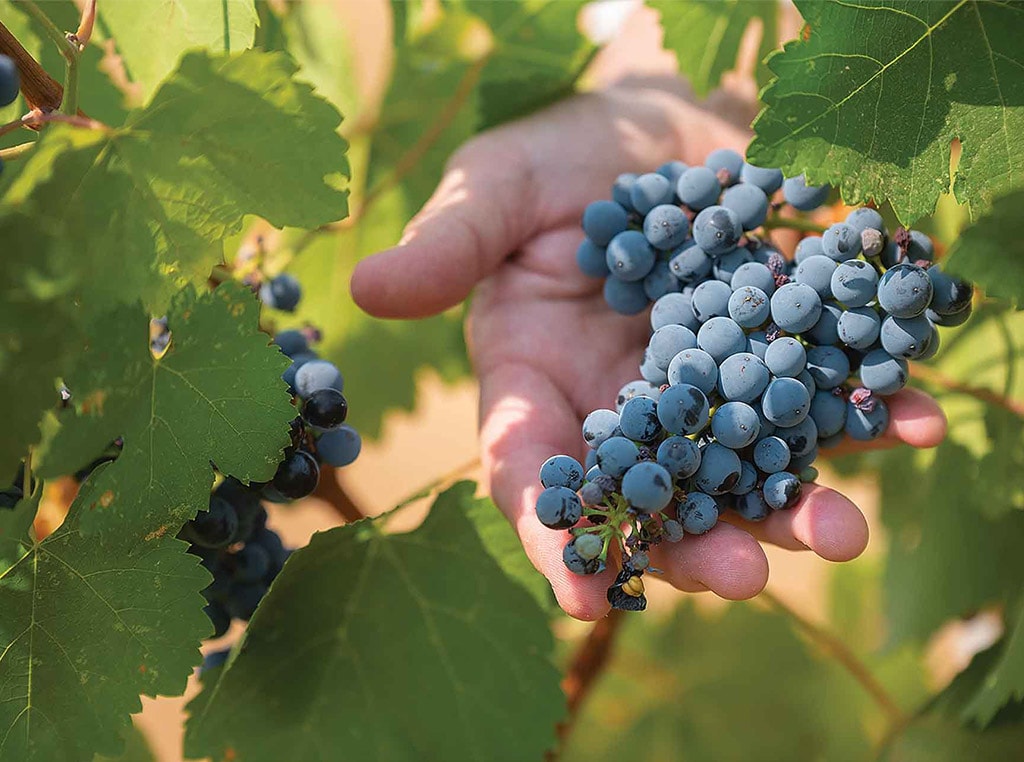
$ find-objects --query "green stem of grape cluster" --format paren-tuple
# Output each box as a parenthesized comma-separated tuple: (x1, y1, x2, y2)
(17, 0, 81, 115)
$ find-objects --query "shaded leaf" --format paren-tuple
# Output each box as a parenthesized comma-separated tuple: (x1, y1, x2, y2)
(748, 1, 1024, 224)
(944, 188, 1024, 305)
(184, 482, 564, 762)
(962, 601, 1024, 725)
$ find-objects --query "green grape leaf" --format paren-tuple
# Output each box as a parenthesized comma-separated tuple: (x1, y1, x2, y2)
(563, 601, 870, 761)
(944, 188, 1024, 305)
(184, 482, 564, 762)
(0, 473, 210, 762)
(96, 0, 258, 102)
(748, 1, 1024, 224)
(93, 723, 155, 762)
(961, 602, 1024, 725)
(652, 0, 779, 98)
(37, 282, 295, 538)
(468, 0, 595, 130)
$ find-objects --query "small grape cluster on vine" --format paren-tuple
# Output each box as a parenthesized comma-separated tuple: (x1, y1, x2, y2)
(543, 149, 974, 611)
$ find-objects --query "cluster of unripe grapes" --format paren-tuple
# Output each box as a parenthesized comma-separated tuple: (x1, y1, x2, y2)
(539, 149, 973, 611)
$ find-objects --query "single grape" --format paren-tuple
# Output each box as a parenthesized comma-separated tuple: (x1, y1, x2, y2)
(805, 345, 851, 389)
(753, 436, 791, 473)
(806, 302, 843, 346)
(775, 416, 818, 458)
(678, 491, 720, 534)
(761, 377, 811, 427)
(667, 348, 719, 394)
(657, 160, 689, 186)
(260, 274, 302, 312)
(651, 291, 700, 331)
(294, 360, 344, 398)
(316, 425, 362, 467)
(794, 255, 837, 300)
(612, 173, 638, 210)
(302, 388, 348, 429)
(669, 242, 714, 283)
(795, 369, 817, 399)
(606, 230, 656, 282)
(927, 266, 974, 315)
(697, 316, 747, 363)
(563, 537, 603, 574)
(596, 436, 640, 478)
(662, 518, 686, 542)
(582, 200, 629, 246)
(643, 261, 681, 301)
(619, 396, 663, 442)
(693, 205, 742, 256)
(0, 55, 19, 107)
(794, 236, 825, 263)
(728, 286, 771, 329)
(272, 450, 320, 499)
(273, 329, 309, 358)
(691, 279, 733, 322)
(731, 262, 777, 296)
(231, 543, 271, 584)
(582, 408, 621, 449)
(657, 436, 702, 478)
(747, 331, 770, 360)
(603, 277, 649, 315)
(630, 172, 674, 215)
(579, 482, 605, 506)
(282, 350, 318, 393)
(188, 495, 239, 549)
(810, 390, 847, 438)
(764, 337, 807, 378)
(845, 207, 885, 237)
(677, 166, 722, 209)
(877, 263, 933, 318)
(858, 348, 909, 395)
(771, 283, 823, 333)
(694, 442, 742, 495)
(717, 352, 770, 403)
(721, 183, 769, 230)
(907, 230, 935, 261)
(644, 204, 690, 250)
(616, 379, 662, 411)
(740, 163, 784, 194)
(657, 383, 710, 435)
(731, 460, 758, 495)
(648, 324, 698, 370)
(539, 454, 585, 490)
(577, 239, 610, 278)
(705, 148, 744, 185)
(846, 397, 890, 441)
(830, 259, 878, 307)
(713, 248, 754, 284)
(763, 471, 802, 510)
(227, 581, 268, 620)
(821, 223, 862, 262)
(574, 533, 604, 561)
(734, 490, 770, 521)
(783, 175, 830, 211)
(837, 307, 882, 350)
(927, 303, 972, 327)
(622, 462, 674, 512)
(536, 486, 583, 529)
(640, 351, 669, 386)
(880, 315, 934, 359)
(712, 401, 761, 449)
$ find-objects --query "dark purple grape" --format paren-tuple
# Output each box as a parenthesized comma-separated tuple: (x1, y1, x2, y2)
(187, 495, 239, 549)
(271, 450, 320, 499)
(302, 388, 348, 429)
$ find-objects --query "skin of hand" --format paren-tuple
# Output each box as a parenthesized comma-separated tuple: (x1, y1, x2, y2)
(351, 81, 948, 621)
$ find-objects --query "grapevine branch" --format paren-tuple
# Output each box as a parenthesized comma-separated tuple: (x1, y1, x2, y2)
(0, 19, 64, 112)
(313, 465, 367, 524)
(759, 590, 907, 725)
(16, 0, 82, 115)
(911, 363, 1024, 418)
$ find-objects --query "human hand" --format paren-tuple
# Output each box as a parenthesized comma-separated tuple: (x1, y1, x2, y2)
(351, 82, 947, 620)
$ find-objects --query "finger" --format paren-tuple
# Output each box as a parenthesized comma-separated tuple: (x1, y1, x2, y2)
(722, 483, 870, 562)
(824, 387, 947, 458)
(649, 521, 769, 599)
(479, 360, 614, 620)
(351, 87, 751, 319)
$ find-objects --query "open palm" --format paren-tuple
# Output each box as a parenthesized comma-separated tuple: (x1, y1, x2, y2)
(352, 81, 947, 619)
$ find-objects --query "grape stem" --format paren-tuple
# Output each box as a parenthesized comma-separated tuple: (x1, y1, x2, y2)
(758, 589, 908, 725)
(16, 0, 82, 115)
(0, 18, 64, 112)
(911, 363, 1024, 418)
(762, 216, 828, 234)
(0, 141, 35, 161)
(312, 465, 367, 524)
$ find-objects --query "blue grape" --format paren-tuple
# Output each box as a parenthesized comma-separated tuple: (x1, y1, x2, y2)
(718, 352, 770, 403)
(604, 277, 649, 315)
(763, 472, 801, 510)
(577, 239, 610, 278)
(667, 348, 719, 394)
(622, 462, 674, 512)
(630, 172, 674, 215)
(617, 379, 662, 411)
(789, 446, 820, 473)
(806, 302, 843, 346)
(805, 345, 851, 389)
(907, 230, 935, 262)
(747, 331, 770, 359)
(260, 274, 302, 312)
(783, 175, 830, 211)
(606, 230, 656, 282)
(271, 450, 321, 498)
(821, 223, 862, 262)
(612, 173, 638, 210)
(582, 200, 629, 246)
(535, 485, 582, 528)
(837, 306, 882, 349)
(713, 248, 753, 284)
(728, 286, 770, 328)
(877, 263, 933, 318)
(775, 416, 818, 458)
(316, 425, 362, 467)
(657, 160, 689, 186)
(693, 205, 742, 256)
(539, 454, 585, 490)
(563, 538, 603, 574)
(282, 351, 317, 393)
(677, 166, 722, 209)
(764, 337, 807, 378)
(643, 261, 681, 301)
(697, 316, 747, 363)
(663, 518, 686, 542)
(880, 314, 933, 359)
(580, 480, 603, 505)
(761, 377, 811, 427)
(657, 383, 710, 435)
(809, 390, 847, 438)
(619, 396, 662, 442)
(575, 533, 604, 561)
(227, 582, 268, 620)
(0, 55, 19, 107)
(830, 259, 878, 307)
(678, 492, 719, 534)
(927, 303, 971, 327)
(731, 460, 758, 495)
(294, 360, 344, 398)
(657, 436, 702, 478)
(740, 163, 783, 194)
(918, 326, 940, 360)
(858, 349, 908, 395)
(754, 436, 791, 473)
(640, 350, 669, 386)
(583, 408, 621, 449)
(794, 255, 837, 300)
(735, 490, 770, 521)
(694, 442, 742, 494)
(651, 292, 700, 331)
(796, 369, 817, 399)
(845, 207, 885, 237)
(644, 204, 690, 250)
(770, 283, 823, 333)
(706, 148, 744, 185)
(712, 401, 761, 449)
(927, 266, 973, 315)
(596, 436, 640, 477)
(649, 324, 698, 369)
(731, 262, 776, 296)
(669, 243, 714, 283)
(846, 397, 890, 440)
(691, 279, 733, 321)
(273, 329, 309, 359)
(794, 236, 825, 263)
(721, 183, 769, 229)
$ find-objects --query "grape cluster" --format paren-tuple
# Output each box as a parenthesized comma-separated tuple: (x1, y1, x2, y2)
(0, 462, 34, 509)
(0, 54, 19, 179)
(542, 150, 973, 612)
